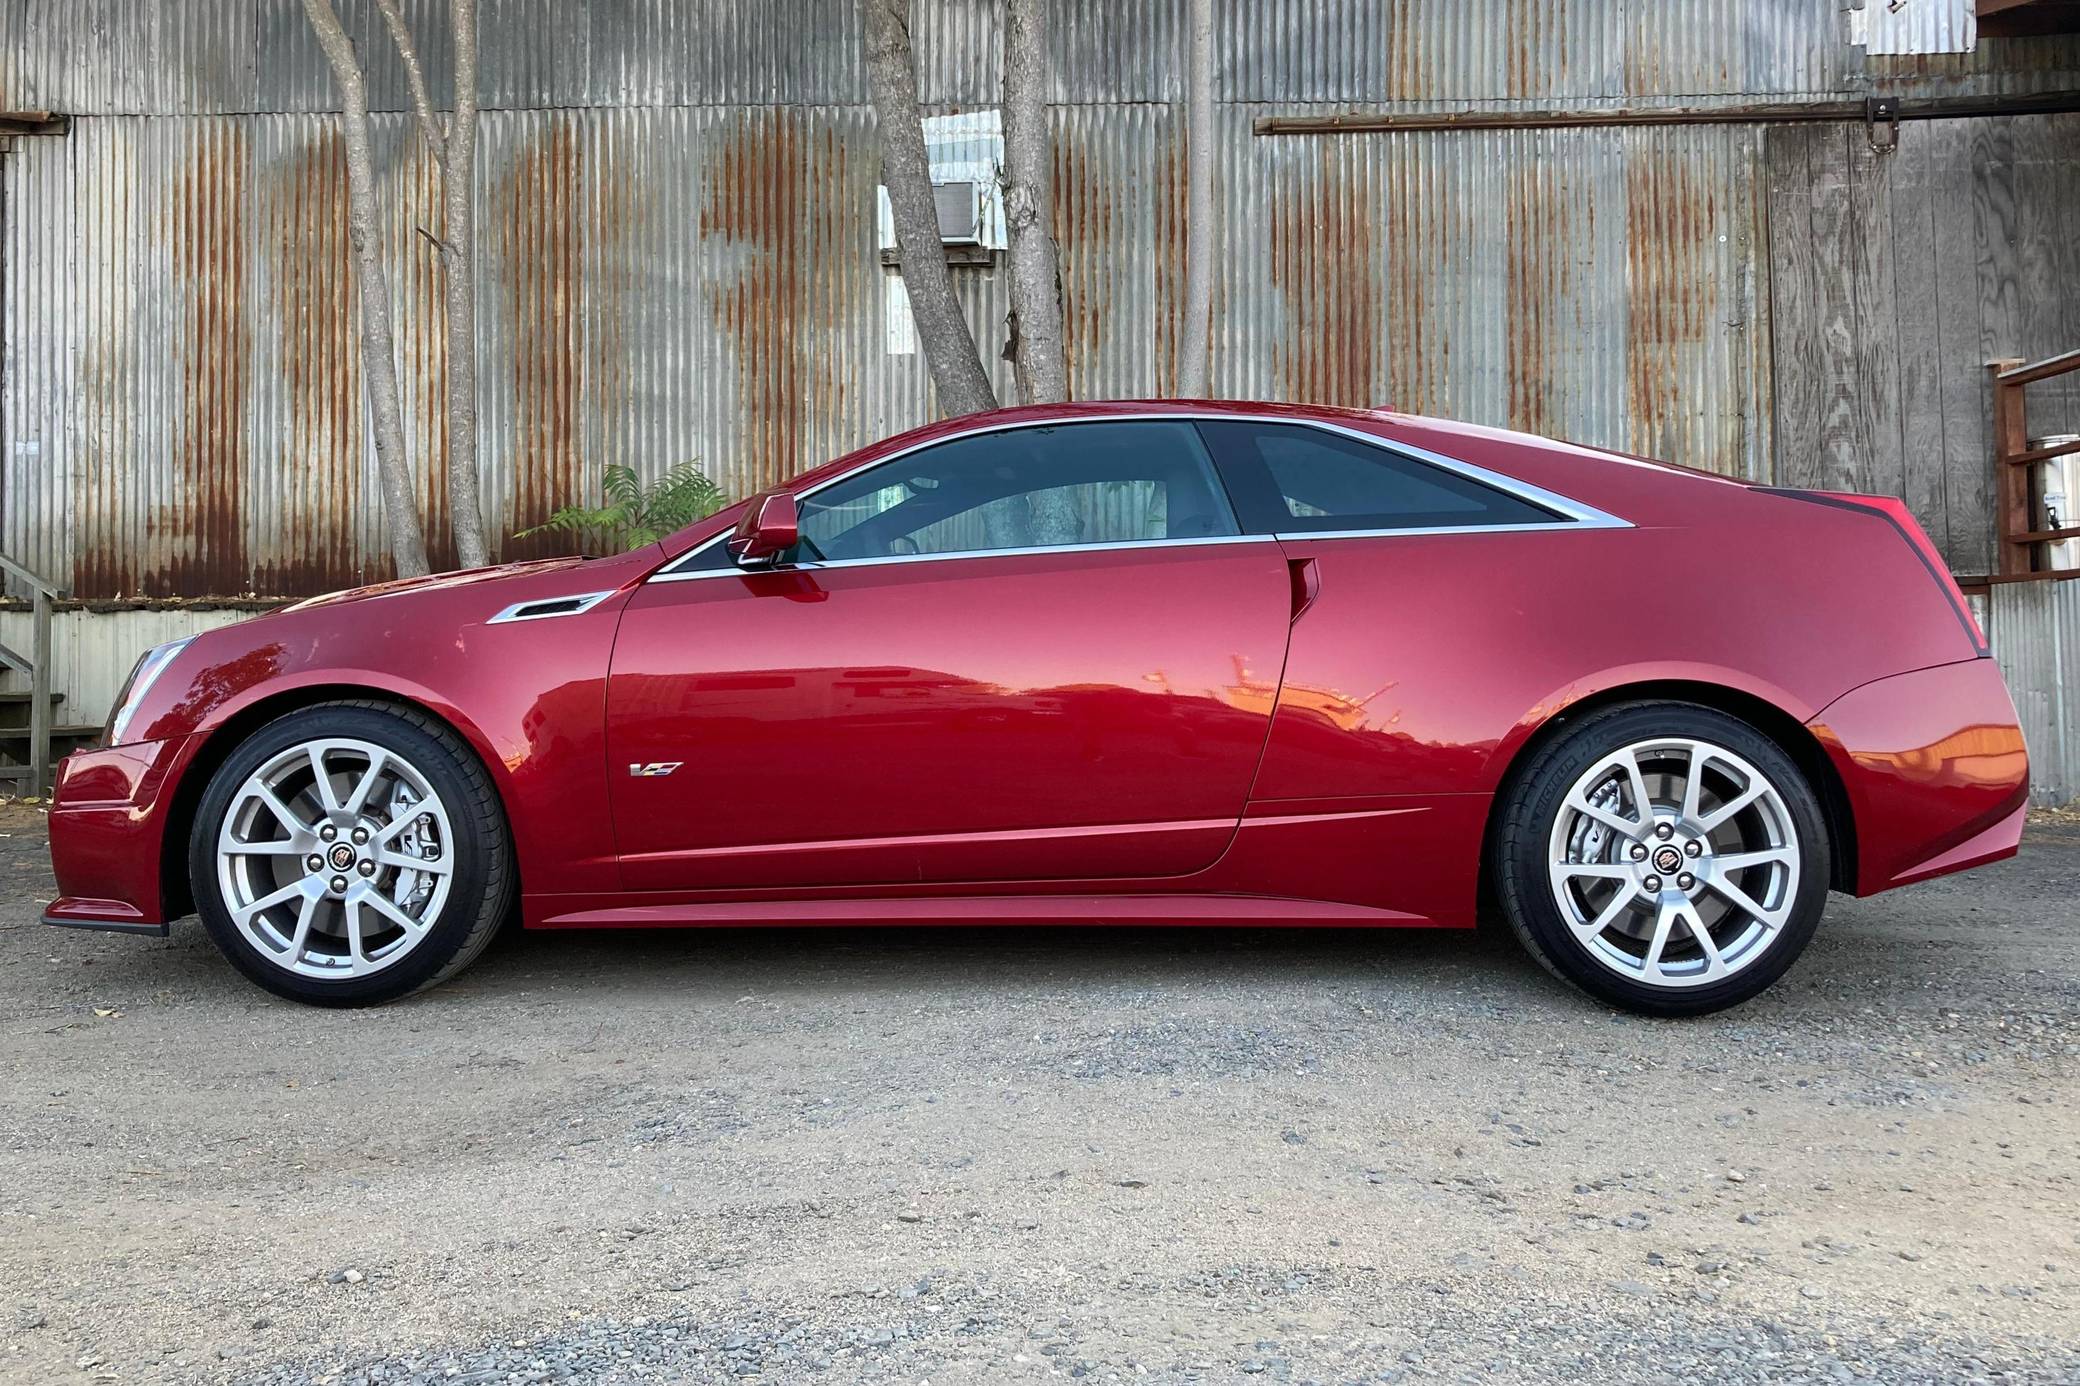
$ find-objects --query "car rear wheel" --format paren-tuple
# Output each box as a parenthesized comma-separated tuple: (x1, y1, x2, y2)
(1494, 702, 1831, 1016)
(188, 701, 513, 1006)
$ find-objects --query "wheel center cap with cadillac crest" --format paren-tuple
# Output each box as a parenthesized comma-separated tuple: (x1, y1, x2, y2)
(1652, 844, 1684, 875)
(330, 843, 357, 871)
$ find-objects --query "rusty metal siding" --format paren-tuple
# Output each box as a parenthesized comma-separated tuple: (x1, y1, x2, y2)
(1219, 113, 1768, 476)
(0, 99, 1810, 599)
(14, 1, 2080, 116)
(3, 0, 2076, 602)
(1992, 577, 2080, 806)
(1, 131, 72, 593)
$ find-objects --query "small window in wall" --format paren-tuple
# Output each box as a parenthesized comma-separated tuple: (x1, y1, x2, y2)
(1196, 420, 1563, 534)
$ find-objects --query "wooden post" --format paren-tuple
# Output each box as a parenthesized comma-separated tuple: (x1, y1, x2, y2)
(1988, 359, 2028, 576)
(29, 588, 51, 795)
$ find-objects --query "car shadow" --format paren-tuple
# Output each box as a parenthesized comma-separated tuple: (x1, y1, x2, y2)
(452, 916, 1561, 1003)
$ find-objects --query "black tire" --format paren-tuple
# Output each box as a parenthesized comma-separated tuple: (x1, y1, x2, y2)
(188, 700, 514, 1006)
(1493, 701, 1831, 1017)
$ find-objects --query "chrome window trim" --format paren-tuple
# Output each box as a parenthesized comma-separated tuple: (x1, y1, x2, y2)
(649, 411, 1630, 583)
(650, 533, 1277, 582)
(486, 590, 616, 624)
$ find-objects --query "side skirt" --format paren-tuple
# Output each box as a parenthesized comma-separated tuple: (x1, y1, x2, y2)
(526, 893, 1442, 930)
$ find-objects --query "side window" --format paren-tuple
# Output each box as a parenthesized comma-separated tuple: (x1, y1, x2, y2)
(792, 421, 1239, 563)
(1196, 420, 1562, 534)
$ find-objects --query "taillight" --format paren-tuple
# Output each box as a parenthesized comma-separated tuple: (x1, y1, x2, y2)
(1754, 488, 1987, 656)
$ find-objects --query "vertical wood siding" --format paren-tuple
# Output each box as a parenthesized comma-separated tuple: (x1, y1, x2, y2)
(1766, 114, 2080, 576)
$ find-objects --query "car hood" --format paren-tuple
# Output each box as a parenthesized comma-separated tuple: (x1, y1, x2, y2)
(278, 557, 591, 614)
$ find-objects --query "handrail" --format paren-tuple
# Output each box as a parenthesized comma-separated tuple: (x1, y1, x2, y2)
(0, 553, 61, 599)
(0, 554, 59, 793)
(1995, 348, 2080, 389)
(1988, 352, 2080, 581)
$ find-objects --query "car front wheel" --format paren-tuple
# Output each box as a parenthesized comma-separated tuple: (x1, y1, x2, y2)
(188, 700, 513, 1006)
(1494, 702, 1832, 1016)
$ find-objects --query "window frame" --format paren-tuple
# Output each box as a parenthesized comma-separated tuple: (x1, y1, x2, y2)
(650, 413, 1627, 584)
(788, 419, 1243, 564)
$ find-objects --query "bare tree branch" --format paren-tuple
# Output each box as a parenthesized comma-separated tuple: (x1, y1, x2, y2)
(1176, 0, 1216, 398)
(442, 0, 488, 568)
(302, 0, 432, 578)
(375, 0, 448, 169)
(1000, 0, 1068, 406)
(862, 0, 999, 418)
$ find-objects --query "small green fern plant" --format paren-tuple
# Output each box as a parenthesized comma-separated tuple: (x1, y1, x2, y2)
(518, 463, 727, 554)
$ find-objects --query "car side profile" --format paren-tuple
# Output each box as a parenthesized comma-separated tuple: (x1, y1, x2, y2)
(44, 401, 2029, 1014)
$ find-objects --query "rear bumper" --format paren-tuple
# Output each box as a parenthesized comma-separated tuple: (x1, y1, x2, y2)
(45, 736, 191, 933)
(1808, 657, 2030, 895)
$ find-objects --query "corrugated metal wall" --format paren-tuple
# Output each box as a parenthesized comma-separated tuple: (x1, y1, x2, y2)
(3, 1, 2080, 599)
(1993, 577, 2080, 806)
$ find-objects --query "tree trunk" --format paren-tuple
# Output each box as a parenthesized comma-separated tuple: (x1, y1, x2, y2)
(302, 0, 432, 578)
(861, 0, 999, 418)
(1175, 0, 1216, 398)
(443, 0, 487, 567)
(999, 0, 1068, 407)
(376, 0, 487, 570)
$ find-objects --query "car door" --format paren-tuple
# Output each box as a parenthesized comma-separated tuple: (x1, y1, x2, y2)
(1193, 417, 1608, 804)
(606, 418, 1293, 892)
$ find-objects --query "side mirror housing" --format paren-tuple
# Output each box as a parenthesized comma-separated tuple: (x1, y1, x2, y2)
(726, 490, 801, 566)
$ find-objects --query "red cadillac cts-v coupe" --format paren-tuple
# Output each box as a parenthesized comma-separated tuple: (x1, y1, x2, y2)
(45, 402, 2029, 1014)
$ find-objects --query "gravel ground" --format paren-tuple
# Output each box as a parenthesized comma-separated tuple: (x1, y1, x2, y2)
(2, 804, 2077, 1385)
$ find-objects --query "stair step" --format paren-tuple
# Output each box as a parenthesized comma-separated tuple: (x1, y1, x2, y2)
(0, 724, 99, 741)
(0, 691, 63, 705)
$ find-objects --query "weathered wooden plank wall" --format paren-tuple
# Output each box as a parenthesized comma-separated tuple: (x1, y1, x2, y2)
(1767, 113, 2080, 577)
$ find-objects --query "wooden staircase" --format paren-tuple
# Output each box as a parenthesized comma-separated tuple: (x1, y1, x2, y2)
(0, 555, 77, 796)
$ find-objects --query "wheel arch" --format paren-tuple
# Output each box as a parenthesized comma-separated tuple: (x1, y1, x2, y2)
(158, 683, 507, 921)
(1478, 679, 1858, 903)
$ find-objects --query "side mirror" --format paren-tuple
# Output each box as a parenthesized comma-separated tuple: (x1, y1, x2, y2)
(726, 490, 800, 566)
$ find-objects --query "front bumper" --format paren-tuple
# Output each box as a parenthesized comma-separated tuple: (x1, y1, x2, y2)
(44, 735, 193, 935)
(1807, 657, 2030, 895)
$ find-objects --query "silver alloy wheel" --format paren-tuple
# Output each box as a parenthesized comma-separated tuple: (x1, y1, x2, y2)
(1546, 737, 1800, 990)
(215, 737, 456, 980)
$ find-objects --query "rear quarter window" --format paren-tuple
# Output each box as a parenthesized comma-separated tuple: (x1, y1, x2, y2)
(1196, 420, 1563, 533)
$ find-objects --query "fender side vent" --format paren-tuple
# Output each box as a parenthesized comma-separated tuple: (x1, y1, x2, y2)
(487, 591, 614, 624)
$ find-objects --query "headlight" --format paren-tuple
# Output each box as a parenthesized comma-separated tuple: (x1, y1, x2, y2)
(103, 637, 195, 747)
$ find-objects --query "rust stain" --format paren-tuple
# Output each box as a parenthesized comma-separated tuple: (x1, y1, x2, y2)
(400, 138, 454, 572)
(1051, 121, 1108, 393)
(154, 120, 252, 598)
(1385, 0, 1430, 102)
(1269, 140, 1380, 408)
(254, 126, 374, 597)
(1504, 148, 1572, 437)
(700, 110, 805, 498)
(1383, 145, 1458, 416)
(588, 118, 637, 484)
(1506, 0, 1561, 101)
(799, 121, 858, 454)
(500, 122, 585, 554)
(1152, 113, 1190, 396)
(1624, 143, 1715, 464)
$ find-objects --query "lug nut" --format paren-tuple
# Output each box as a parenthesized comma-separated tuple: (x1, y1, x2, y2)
(1685, 839, 1703, 857)
(319, 825, 337, 842)
(306, 854, 325, 872)
(329, 875, 348, 893)
(1643, 875, 1662, 892)
(1678, 873, 1696, 890)
(358, 860, 376, 877)
(1629, 844, 1648, 862)
(351, 826, 369, 845)
(1654, 823, 1673, 840)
